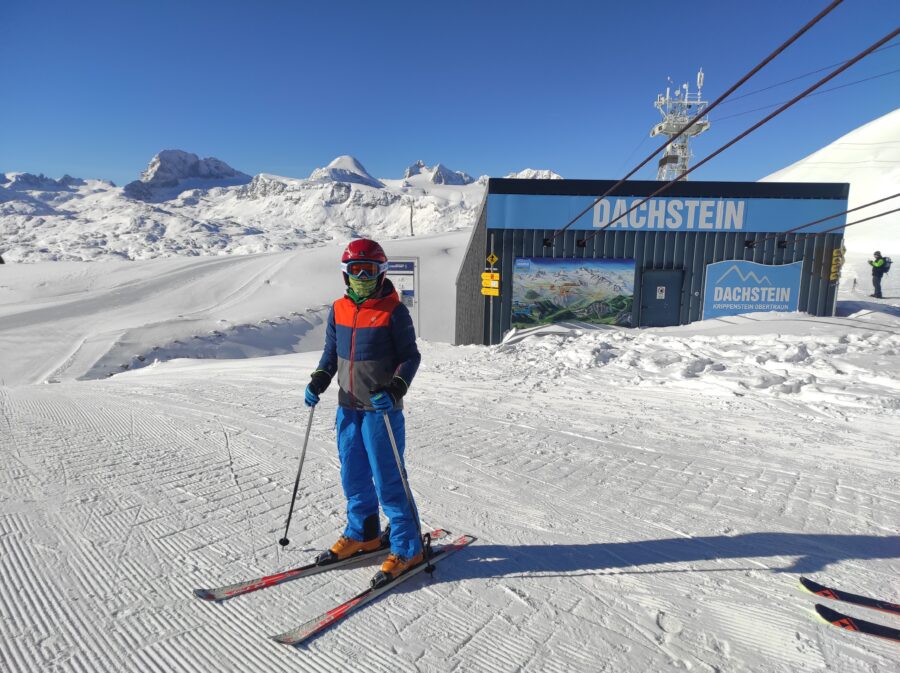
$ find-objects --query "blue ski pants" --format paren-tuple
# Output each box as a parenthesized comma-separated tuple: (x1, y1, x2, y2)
(336, 406, 422, 559)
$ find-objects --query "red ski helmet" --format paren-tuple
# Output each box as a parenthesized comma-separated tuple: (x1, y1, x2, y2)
(342, 238, 387, 264)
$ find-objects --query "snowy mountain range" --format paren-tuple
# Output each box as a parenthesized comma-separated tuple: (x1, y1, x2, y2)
(0, 153, 491, 262)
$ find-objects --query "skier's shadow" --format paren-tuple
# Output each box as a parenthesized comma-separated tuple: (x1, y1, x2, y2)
(416, 532, 900, 585)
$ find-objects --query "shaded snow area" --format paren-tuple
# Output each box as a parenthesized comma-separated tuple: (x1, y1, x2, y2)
(1, 242, 899, 671)
(0, 232, 468, 386)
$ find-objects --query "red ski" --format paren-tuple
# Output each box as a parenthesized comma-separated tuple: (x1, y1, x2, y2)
(800, 577, 900, 617)
(194, 528, 449, 602)
(815, 604, 900, 645)
(272, 533, 476, 646)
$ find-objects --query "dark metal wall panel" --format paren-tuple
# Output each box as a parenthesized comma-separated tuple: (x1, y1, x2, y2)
(460, 223, 846, 345)
(454, 200, 489, 345)
(798, 236, 816, 313)
(498, 229, 515, 338)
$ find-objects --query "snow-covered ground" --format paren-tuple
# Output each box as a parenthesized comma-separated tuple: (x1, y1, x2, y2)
(2, 111, 899, 672)
(1, 229, 899, 672)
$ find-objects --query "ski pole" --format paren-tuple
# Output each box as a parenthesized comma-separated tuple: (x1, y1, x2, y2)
(381, 411, 433, 571)
(279, 405, 315, 547)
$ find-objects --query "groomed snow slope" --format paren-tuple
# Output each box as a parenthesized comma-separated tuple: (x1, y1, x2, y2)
(1, 240, 899, 671)
(0, 232, 470, 386)
(2, 311, 899, 672)
(762, 108, 900, 254)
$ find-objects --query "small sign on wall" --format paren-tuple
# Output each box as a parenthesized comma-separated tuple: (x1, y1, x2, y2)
(656, 286, 666, 300)
(702, 260, 802, 319)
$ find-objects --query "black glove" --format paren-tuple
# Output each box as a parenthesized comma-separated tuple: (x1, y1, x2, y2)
(370, 377, 408, 412)
(308, 370, 332, 394)
(304, 370, 332, 407)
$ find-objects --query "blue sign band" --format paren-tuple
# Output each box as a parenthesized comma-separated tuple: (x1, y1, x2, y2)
(487, 194, 846, 233)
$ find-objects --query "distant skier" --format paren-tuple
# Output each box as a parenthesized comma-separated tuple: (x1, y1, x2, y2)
(304, 238, 424, 584)
(869, 251, 887, 298)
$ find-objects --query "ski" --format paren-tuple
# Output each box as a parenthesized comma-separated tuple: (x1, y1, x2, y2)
(800, 577, 900, 617)
(194, 528, 450, 602)
(272, 533, 476, 646)
(815, 604, 900, 644)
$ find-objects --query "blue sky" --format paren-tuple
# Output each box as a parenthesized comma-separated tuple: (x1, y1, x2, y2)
(2, 1, 898, 186)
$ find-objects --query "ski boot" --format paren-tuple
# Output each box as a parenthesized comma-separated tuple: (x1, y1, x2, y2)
(370, 550, 425, 588)
(316, 520, 389, 565)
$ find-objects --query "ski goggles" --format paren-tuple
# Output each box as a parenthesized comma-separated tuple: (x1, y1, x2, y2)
(342, 260, 388, 279)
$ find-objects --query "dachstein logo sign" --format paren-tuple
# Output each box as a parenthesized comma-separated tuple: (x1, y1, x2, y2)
(703, 261, 802, 319)
(594, 198, 745, 230)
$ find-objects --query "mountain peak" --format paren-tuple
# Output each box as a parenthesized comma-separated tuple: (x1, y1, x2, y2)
(124, 150, 250, 201)
(505, 168, 564, 180)
(309, 155, 384, 188)
(403, 161, 474, 185)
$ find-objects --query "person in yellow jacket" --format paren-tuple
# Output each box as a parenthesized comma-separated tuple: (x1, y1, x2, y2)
(868, 251, 886, 298)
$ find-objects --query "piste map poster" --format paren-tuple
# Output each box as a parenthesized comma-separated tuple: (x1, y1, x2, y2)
(511, 258, 635, 328)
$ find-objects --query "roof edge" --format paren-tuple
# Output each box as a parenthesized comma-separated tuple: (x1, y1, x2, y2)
(487, 178, 849, 200)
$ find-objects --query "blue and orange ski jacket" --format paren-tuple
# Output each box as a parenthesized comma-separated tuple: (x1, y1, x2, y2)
(315, 279, 420, 410)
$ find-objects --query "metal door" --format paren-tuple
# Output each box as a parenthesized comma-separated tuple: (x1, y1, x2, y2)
(640, 270, 683, 327)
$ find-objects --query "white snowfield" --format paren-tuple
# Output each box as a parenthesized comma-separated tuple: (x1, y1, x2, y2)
(763, 107, 900, 254)
(1, 232, 899, 672)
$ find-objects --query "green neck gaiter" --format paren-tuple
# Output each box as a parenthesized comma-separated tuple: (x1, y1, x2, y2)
(347, 277, 378, 303)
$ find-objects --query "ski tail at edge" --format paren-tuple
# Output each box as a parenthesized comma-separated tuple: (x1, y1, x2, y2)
(194, 528, 451, 602)
(815, 604, 900, 644)
(800, 577, 900, 617)
(272, 533, 476, 647)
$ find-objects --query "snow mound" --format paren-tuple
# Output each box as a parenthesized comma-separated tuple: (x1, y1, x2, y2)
(404, 160, 475, 185)
(762, 108, 900, 254)
(470, 315, 900, 410)
(308, 155, 385, 188)
(124, 150, 251, 201)
(505, 168, 564, 180)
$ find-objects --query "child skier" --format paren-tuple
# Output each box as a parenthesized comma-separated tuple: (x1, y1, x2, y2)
(304, 238, 424, 584)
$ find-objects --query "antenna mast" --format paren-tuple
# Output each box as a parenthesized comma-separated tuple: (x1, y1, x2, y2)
(650, 69, 710, 181)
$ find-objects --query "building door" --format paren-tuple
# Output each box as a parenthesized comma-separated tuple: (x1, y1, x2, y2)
(640, 270, 683, 327)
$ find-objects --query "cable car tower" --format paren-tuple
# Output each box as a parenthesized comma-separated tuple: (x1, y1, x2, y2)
(650, 69, 710, 181)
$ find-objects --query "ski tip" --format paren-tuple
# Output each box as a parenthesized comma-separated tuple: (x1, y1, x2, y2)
(193, 588, 219, 602)
(272, 632, 310, 648)
(798, 577, 816, 594)
(798, 576, 821, 591)
(813, 603, 832, 624)
(814, 603, 856, 629)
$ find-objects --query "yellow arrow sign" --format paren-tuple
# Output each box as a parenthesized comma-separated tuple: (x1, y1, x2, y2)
(482, 279, 499, 288)
(481, 272, 500, 280)
(481, 287, 500, 297)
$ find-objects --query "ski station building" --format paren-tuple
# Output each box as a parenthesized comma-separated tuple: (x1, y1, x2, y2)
(455, 178, 849, 346)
